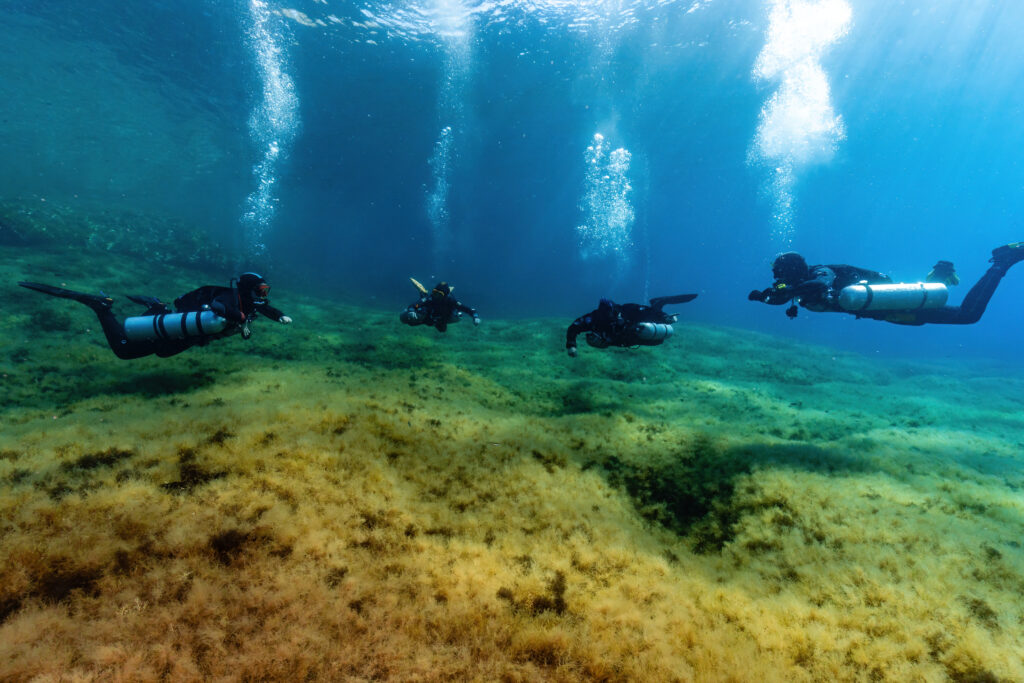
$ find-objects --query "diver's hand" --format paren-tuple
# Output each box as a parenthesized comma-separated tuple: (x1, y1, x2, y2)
(785, 305, 799, 319)
(748, 289, 766, 302)
(279, 316, 292, 324)
(567, 346, 578, 358)
(473, 316, 481, 326)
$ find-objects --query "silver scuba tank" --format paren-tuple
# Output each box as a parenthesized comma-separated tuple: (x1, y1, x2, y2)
(837, 282, 948, 312)
(123, 310, 232, 342)
(635, 322, 674, 342)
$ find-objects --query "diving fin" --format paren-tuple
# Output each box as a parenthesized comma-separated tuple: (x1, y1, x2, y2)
(649, 293, 698, 310)
(19, 281, 113, 310)
(410, 277, 428, 295)
(991, 242, 1024, 267)
(128, 294, 171, 314)
(127, 294, 164, 307)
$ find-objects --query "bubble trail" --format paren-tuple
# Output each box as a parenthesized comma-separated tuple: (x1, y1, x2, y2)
(427, 125, 453, 265)
(243, 0, 300, 258)
(425, 0, 473, 271)
(749, 0, 851, 246)
(576, 132, 636, 267)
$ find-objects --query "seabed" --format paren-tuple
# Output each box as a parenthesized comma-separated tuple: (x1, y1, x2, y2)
(1, 205, 1023, 681)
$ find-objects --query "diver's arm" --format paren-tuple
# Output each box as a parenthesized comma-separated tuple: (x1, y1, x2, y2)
(255, 303, 290, 323)
(454, 300, 481, 324)
(760, 273, 831, 305)
(750, 284, 796, 305)
(566, 318, 588, 350)
(209, 295, 244, 323)
(787, 268, 836, 308)
(453, 300, 476, 316)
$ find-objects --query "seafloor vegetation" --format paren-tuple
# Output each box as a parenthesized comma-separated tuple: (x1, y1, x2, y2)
(1, 207, 1023, 681)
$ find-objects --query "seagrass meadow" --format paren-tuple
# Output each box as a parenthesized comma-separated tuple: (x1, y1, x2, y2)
(2, 226, 1024, 681)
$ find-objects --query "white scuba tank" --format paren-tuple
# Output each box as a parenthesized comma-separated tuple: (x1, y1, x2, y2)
(837, 282, 948, 312)
(635, 322, 674, 342)
(123, 310, 232, 342)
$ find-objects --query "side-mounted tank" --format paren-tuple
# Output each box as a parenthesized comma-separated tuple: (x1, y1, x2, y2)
(634, 322, 674, 342)
(123, 310, 232, 342)
(837, 282, 948, 312)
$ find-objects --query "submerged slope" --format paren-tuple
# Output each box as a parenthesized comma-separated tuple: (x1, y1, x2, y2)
(1, 241, 1023, 681)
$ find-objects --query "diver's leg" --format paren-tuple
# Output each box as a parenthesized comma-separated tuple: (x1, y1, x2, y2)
(955, 263, 1010, 323)
(90, 307, 160, 359)
(910, 263, 1008, 325)
(153, 340, 195, 358)
(904, 243, 1024, 325)
(19, 281, 151, 358)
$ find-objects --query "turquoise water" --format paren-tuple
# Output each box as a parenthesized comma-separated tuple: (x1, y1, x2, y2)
(2, 2, 1024, 679)
(3, 1, 1023, 357)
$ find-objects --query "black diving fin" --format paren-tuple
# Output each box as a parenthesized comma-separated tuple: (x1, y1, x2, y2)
(649, 293, 698, 310)
(19, 281, 113, 309)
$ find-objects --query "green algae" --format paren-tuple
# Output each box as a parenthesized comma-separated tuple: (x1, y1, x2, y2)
(0, 200, 234, 271)
(1, 208, 1024, 680)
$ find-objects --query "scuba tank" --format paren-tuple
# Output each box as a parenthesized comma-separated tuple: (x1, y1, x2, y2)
(634, 322, 674, 342)
(123, 310, 232, 342)
(837, 282, 948, 313)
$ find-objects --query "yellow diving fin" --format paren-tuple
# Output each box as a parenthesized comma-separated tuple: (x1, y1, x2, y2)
(410, 277, 428, 295)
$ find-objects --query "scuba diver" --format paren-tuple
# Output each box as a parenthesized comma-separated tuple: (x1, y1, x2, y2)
(747, 243, 1024, 325)
(399, 278, 480, 333)
(565, 294, 698, 357)
(18, 272, 292, 359)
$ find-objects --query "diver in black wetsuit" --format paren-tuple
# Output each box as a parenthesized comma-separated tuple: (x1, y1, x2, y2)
(565, 294, 697, 357)
(18, 272, 291, 359)
(400, 279, 480, 333)
(748, 243, 1024, 325)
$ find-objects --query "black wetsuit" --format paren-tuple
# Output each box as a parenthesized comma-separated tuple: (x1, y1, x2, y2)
(566, 296, 693, 350)
(401, 294, 477, 333)
(94, 285, 286, 359)
(752, 262, 1012, 325)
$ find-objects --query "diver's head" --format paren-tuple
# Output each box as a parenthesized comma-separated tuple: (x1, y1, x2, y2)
(771, 252, 809, 285)
(431, 282, 451, 300)
(238, 272, 271, 303)
(598, 297, 615, 311)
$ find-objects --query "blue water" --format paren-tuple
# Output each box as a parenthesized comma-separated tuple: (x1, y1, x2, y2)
(3, 0, 1023, 360)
